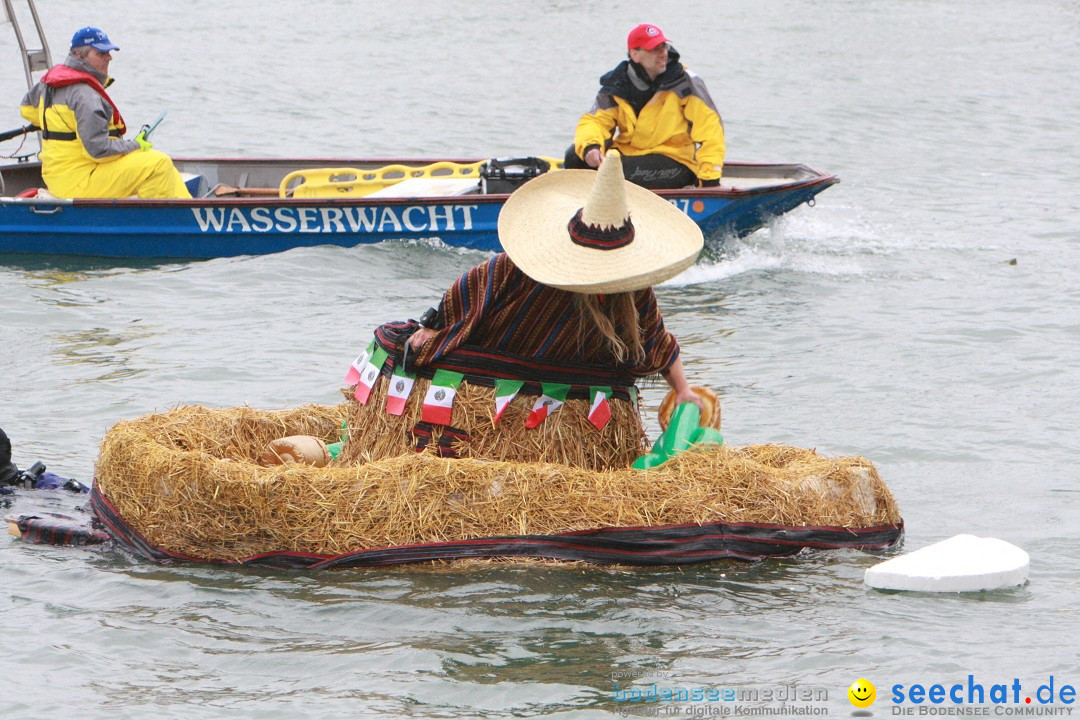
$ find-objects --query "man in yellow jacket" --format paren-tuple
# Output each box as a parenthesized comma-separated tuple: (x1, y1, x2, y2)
(19, 27, 191, 199)
(566, 23, 725, 190)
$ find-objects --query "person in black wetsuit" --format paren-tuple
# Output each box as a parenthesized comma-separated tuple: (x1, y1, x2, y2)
(0, 427, 19, 486)
(0, 427, 87, 492)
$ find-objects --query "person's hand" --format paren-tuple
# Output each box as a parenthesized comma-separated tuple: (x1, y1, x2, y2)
(661, 357, 703, 413)
(408, 327, 436, 350)
(584, 147, 603, 168)
(674, 386, 705, 412)
(135, 130, 153, 152)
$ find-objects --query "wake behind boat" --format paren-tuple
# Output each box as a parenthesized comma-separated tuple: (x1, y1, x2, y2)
(0, 155, 837, 259)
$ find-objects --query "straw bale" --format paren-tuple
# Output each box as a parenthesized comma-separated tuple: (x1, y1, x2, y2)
(94, 405, 901, 563)
(336, 377, 648, 471)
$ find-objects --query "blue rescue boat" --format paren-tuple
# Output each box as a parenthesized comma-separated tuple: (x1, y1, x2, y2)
(0, 155, 838, 259)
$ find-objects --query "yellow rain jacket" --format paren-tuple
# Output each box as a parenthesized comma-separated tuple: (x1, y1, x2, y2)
(574, 50, 725, 182)
(20, 55, 190, 199)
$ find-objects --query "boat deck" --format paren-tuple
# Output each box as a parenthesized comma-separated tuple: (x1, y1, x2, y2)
(1, 157, 829, 200)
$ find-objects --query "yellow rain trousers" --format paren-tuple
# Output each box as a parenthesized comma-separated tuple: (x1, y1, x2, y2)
(39, 145, 192, 200)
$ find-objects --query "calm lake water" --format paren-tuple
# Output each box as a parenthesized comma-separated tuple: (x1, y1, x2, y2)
(2, 1, 1079, 718)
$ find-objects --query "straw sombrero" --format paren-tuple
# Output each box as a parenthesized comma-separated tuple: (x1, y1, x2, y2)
(498, 150, 704, 293)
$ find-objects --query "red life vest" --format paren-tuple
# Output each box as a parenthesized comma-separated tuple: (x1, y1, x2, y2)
(41, 65, 127, 135)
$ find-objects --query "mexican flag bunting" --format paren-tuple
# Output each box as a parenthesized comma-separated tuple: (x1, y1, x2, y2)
(421, 369, 465, 425)
(384, 364, 417, 416)
(344, 339, 376, 385)
(492, 379, 525, 426)
(353, 346, 389, 405)
(525, 382, 571, 429)
(587, 386, 613, 430)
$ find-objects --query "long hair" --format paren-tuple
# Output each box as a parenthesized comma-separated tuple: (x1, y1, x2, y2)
(574, 292, 645, 365)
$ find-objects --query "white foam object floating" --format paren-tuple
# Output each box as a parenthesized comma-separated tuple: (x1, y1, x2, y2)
(864, 534, 1029, 592)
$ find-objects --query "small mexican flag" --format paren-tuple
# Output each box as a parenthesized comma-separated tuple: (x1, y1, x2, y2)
(344, 340, 376, 385)
(525, 382, 571, 428)
(384, 364, 417, 416)
(421, 369, 464, 425)
(492, 378, 525, 426)
(587, 386, 613, 430)
(353, 346, 389, 405)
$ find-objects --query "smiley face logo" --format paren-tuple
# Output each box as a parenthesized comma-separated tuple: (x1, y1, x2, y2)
(848, 678, 876, 708)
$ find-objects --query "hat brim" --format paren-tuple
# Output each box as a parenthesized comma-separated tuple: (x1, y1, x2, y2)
(498, 170, 703, 294)
(89, 42, 119, 52)
(636, 35, 669, 50)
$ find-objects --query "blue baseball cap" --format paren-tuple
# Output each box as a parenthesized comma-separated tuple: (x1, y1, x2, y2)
(71, 27, 119, 52)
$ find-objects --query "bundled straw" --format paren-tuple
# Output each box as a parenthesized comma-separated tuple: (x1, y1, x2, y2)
(94, 404, 901, 563)
(337, 378, 648, 471)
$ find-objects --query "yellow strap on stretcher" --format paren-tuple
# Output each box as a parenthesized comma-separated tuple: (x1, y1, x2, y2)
(279, 157, 565, 199)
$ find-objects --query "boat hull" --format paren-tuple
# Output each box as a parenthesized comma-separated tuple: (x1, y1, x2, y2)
(0, 158, 838, 259)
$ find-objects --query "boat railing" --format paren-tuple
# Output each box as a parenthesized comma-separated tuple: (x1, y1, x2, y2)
(2, 0, 52, 92)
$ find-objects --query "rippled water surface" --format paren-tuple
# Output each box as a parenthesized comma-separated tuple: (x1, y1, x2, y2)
(2, 1, 1079, 718)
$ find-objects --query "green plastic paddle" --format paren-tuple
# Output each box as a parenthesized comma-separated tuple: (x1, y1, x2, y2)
(631, 402, 723, 470)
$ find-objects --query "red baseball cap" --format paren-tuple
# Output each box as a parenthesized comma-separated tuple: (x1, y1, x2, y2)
(627, 23, 669, 51)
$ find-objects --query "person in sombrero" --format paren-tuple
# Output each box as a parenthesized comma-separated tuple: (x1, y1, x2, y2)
(339, 149, 709, 471)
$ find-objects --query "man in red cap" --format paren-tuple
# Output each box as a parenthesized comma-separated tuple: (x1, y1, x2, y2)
(565, 23, 726, 190)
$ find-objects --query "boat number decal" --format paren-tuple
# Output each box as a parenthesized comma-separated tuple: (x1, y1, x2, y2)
(190, 205, 479, 234)
(667, 198, 702, 216)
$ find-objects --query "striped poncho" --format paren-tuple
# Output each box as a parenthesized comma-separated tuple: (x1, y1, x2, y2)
(413, 253, 680, 379)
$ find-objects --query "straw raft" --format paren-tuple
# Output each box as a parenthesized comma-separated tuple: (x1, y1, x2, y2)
(337, 378, 647, 471)
(94, 404, 901, 563)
